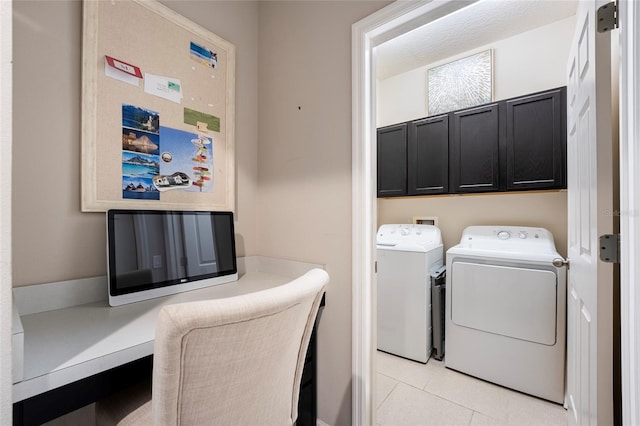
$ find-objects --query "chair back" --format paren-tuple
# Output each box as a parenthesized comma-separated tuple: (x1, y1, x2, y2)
(151, 268, 328, 425)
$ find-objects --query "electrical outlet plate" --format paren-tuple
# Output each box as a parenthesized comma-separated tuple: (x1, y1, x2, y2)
(412, 216, 438, 226)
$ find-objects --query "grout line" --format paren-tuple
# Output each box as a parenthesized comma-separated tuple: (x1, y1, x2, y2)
(419, 385, 477, 415)
(376, 373, 400, 409)
(378, 369, 429, 393)
(378, 353, 568, 426)
(377, 381, 476, 426)
(376, 371, 397, 380)
(469, 411, 477, 426)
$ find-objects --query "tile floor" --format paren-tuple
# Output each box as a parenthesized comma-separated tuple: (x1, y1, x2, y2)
(376, 350, 568, 426)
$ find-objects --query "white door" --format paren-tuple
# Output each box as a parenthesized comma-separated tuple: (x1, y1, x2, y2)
(182, 214, 220, 276)
(565, 0, 614, 424)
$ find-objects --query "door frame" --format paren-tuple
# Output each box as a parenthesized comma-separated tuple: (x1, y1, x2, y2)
(618, 1, 640, 424)
(0, 0, 13, 423)
(351, 0, 638, 424)
(351, 2, 477, 423)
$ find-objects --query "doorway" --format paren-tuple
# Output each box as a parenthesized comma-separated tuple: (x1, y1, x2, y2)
(351, 0, 630, 424)
(374, 2, 574, 424)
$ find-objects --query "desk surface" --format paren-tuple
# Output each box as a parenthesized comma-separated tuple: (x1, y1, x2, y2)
(13, 269, 298, 403)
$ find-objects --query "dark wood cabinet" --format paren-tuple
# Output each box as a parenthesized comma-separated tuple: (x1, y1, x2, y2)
(408, 114, 448, 195)
(450, 103, 501, 193)
(376, 87, 566, 198)
(505, 87, 566, 190)
(377, 123, 408, 197)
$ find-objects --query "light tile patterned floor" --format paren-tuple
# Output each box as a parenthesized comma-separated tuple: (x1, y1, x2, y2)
(376, 351, 568, 426)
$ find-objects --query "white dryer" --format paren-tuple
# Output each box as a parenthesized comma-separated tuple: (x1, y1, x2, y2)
(377, 224, 443, 363)
(445, 226, 567, 404)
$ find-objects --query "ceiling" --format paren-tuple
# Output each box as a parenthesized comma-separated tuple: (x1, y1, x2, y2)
(375, 0, 578, 81)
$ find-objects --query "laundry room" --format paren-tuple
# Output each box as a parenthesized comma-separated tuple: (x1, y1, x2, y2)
(374, 2, 578, 424)
(375, 5, 575, 257)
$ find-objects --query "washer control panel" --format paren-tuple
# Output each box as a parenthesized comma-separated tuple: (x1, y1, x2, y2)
(497, 231, 511, 240)
(377, 224, 442, 247)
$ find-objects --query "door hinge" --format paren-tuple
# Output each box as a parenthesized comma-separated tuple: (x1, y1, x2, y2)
(599, 234, 620, 263)
(374, 261, 377, 273)
(597, 1, 618, 33)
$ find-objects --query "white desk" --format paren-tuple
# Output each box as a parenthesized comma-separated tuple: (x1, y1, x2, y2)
(12, 256, 323, 425)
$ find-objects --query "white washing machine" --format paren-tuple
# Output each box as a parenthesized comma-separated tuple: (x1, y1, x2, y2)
(377, 224, 443, 363)
(445, 226, 567, 403)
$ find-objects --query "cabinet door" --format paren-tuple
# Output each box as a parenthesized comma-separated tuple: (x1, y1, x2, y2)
(450, 104, 501, 193)
(408, 115, 448, 195)
(505, 87, 566, 190)
(377, 123, 408, 197)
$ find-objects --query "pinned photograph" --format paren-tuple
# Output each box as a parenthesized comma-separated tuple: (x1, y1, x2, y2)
(122, 176, 159, 200)
(152, 172, 192, 192)
(122, 104, 161, 201)
(158, 126, 213, 193)
(122, 104, 160, 134)
(122, 151, 159, 179)
(122, 128, 160, 155)
(190, 41, 218, 68)
(184, 107, 220, 132)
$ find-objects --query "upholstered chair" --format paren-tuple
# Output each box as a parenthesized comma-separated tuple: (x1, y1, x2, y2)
(95, 268, 328, 425)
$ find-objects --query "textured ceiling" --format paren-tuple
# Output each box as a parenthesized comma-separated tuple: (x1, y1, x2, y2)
(375, 0, 578, 80)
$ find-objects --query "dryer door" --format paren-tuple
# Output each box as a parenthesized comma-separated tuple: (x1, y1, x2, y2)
(451, 261, 557, 345)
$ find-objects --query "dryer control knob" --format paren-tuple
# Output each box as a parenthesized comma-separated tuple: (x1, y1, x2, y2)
(401, 227, 410, 236)
(497, 231, 511, 240)
(519, 231, 528, 239)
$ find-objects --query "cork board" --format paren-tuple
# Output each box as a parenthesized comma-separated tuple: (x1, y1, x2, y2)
(81, 0, 235, 212)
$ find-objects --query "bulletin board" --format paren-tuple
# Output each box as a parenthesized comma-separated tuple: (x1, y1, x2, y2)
(81, 0, 235, 212)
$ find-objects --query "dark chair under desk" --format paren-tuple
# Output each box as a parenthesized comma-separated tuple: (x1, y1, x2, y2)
(95, 268, 328, 426)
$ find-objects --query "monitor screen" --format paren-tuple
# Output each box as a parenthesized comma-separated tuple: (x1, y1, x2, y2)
(107, 210, 238, 306)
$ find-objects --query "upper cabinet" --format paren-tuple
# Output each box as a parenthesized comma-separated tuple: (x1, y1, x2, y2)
(376, 86, 567, 198)
(408, 114, 449, 195)
(450, 104, 501, 193)
(505, 88, 566, 190)
(377, 123, 407, 197)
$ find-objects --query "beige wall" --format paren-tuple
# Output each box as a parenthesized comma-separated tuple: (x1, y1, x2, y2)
(256, 2, 390, 424)
(12, 0, 260, 287)
(377, 15, 576, 127)
(378, 191, 568, 258)
(13, 1, 392, 424)
(13, 0, 97, 286)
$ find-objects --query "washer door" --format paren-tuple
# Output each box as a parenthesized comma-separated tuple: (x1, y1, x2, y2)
(451, 261, 557, 345)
